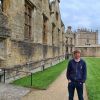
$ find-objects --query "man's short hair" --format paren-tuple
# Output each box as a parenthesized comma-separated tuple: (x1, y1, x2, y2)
(73, 50, 81, 54)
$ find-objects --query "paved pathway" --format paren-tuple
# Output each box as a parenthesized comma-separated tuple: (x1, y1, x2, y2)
(22, 70, 88, 100)
(0, 83, 30, 100)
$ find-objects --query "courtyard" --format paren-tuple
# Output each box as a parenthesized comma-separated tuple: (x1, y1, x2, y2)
(0, 57, 98, 100)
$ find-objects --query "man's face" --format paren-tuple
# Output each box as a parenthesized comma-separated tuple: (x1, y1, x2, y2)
(74, 52, 81, 59)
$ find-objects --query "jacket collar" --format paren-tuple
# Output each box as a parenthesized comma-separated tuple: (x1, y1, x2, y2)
(74, 58, 81, 62)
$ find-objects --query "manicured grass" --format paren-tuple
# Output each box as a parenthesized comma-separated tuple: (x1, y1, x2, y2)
(84, 57, 100, 100)
(12, 60, 68, 89)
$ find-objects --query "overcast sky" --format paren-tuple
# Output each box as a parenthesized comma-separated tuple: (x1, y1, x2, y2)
(59, 0, 100, 43)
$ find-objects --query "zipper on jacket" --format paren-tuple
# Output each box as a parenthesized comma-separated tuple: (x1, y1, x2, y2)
(75, 62, 78, 80)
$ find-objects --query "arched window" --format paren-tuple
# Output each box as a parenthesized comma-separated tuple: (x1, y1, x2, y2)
(24, 0, 34, 40)
(56, 12, 58, 21)
(43, 14, 48, 44)
(52, 23, 55, 45)
(0, 0, 3, 11)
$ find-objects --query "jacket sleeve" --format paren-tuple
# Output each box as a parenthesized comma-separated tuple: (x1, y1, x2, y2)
(82, 61, 87, 83)
(66, 61, 71, 80)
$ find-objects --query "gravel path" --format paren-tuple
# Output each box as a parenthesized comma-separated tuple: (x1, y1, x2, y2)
(22, 70, 88, 100)
(0, 83, 30, 100)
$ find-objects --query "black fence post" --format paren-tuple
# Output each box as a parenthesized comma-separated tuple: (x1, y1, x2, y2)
(4, 69, 5, 83)
(42, 65, 45, 71)
(31, 73, 32, 86)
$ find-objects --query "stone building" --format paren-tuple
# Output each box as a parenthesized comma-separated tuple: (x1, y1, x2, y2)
(65, 26, 100, 57)
(74, 28, 100, 57)
(0, 0, 65, 81)
(65, 26, 75, 59)
(75, 28, 98, 46)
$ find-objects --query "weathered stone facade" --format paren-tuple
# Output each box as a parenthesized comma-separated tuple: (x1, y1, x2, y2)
(74, 28, 100, 57)
(0, 6, 11, 67)
(65, 26, 75, 59)
(75, 28, 98, 46)
(0, 0, 65, 78)
(76, 45, 100, 57)
(65, 26, 100, 57)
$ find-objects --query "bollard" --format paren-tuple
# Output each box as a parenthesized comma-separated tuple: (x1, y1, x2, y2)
(4, 69, 5, 83)
(42, 65, 45, 71)
(31, 73, 32, 86)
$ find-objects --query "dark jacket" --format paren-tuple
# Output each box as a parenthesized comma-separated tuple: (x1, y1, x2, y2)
(66, 58, 87, 83)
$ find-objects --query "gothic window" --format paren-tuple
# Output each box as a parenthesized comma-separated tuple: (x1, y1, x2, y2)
(24, 0, 33, 40)
(56, 12, 58, 21)
(58, 28, 60, 44)
(52, 23, 55, 45)
(71, 47, 73, 53)
(70, 38, 73, 45)
(87, 39, 89, 44)
(43, 14, 48, 44)
(66, 47, 68, 53)
(86, 39, 90, 45)
(86, 35, 89, 45)
(66, 37, 68, 44)
(0, 0, 1, 5)
(0, 0, 3, 11)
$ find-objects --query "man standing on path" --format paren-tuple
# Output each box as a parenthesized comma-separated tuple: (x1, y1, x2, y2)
(66, 50, 87, 100)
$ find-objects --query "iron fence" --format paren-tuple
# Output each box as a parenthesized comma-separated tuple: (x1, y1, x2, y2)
(0, 55, 65, 86)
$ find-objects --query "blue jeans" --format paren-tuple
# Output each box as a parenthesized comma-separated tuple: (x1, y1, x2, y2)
(68, 81, 84, 100)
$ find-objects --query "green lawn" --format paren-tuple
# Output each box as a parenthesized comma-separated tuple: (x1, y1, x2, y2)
(12, 60, 68, 89)
(85, 57, 100, 100)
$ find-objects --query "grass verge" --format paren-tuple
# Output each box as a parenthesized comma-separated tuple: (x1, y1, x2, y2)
(12, 60, 68, 90)
(85, 57, 100, 100)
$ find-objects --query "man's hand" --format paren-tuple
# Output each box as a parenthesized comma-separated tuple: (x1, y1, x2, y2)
(68, 80, 71, 83)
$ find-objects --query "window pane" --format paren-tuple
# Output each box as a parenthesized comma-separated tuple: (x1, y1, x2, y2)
(25, 25, 28, 38)
(24, 0, 33, 39)
(0, 0, 2, 9)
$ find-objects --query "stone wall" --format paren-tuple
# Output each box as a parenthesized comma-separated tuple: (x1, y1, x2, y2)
(0, 5, 11, 67)
(0, 0, 65, 75)
(75, 29, 98, 46)
(76, 46, 100, 57)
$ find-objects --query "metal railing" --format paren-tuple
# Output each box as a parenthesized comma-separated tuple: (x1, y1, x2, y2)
(0, 55, 65, 86)
(0, 68, 33, 86)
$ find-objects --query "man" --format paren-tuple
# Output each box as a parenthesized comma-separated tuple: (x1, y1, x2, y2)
(66, 50, 87, 100)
